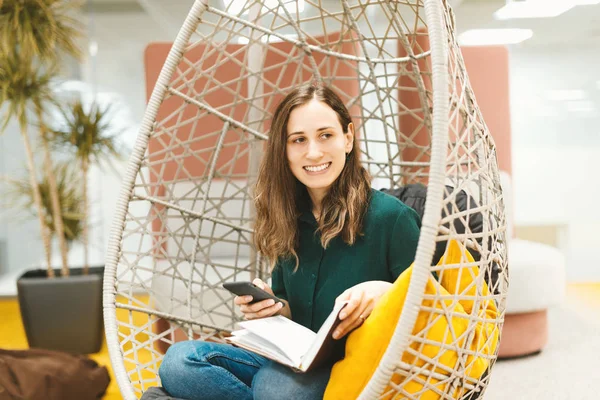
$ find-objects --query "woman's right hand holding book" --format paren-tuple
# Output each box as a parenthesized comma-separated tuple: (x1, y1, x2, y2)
(234, 278, 292, 320)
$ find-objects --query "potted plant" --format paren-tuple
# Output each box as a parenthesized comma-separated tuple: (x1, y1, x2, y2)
(6, 163, 106, 354)
(0, 0, 113, 354)
(51, 98, 122, 275)
(0, 0, 84, 275)
(0, 54, 60, 274)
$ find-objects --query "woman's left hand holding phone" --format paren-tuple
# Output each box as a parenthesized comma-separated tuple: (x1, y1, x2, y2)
(234, 279, 291, 320)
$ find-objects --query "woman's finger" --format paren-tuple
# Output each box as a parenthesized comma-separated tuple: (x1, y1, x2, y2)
(334, 300, 373, 339)
(234, 295, 253, 305)
(335, 288, 351, 306)
(252, 278, 275, 296)
(240, 298, 276, 314)
(249, 299, 276, 312)
(244, 301, 284, 320)
(339, 289, 364, 320)
(347, 298, 372, 324)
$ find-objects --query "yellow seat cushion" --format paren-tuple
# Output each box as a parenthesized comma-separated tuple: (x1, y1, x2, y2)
(324, 240, 499, 400)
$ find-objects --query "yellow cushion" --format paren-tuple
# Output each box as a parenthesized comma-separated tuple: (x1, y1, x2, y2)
(324, 240, 499, 400)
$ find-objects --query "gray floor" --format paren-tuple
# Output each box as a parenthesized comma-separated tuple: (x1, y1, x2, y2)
(486, 301, 600, 399)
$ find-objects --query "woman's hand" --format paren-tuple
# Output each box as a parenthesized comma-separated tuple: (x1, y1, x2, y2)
(332, 281, 393, 339)
(234, 278, 289, 320)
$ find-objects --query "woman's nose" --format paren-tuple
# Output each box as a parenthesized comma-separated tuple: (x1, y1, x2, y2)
(306, 140, 323, 160)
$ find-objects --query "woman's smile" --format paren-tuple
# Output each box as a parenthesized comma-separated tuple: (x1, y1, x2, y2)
(285, 98, 354, 204)
(303, 162, 332, 174)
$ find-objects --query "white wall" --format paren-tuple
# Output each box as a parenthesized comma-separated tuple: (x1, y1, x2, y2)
(0, 119, 46, 276)
(509, 46, 600, 281)
(78, 10, 166, 269)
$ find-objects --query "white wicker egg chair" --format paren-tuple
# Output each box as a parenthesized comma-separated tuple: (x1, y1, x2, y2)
(103, 0, 509, 399)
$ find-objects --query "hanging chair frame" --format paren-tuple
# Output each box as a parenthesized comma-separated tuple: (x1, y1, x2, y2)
(103, 1, 506, 399)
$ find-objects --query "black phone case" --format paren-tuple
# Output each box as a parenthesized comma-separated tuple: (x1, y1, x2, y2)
(223, 281, 284, 305)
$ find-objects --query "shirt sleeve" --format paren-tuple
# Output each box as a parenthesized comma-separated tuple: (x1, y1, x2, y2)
(270, 260, 288, 301)
(389, 206, 421, 280)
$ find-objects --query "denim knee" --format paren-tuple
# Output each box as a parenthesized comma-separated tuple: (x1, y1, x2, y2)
(159, 341, 191, 387)
(158, 341, 266, 400)
(252, 362, 331, 400)
(159, 341, 214, 387)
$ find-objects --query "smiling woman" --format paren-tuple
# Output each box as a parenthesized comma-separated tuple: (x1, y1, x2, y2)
(156, 83, 422, 400)
(286, 97, 354, 216)
(254, 84, 372, 268)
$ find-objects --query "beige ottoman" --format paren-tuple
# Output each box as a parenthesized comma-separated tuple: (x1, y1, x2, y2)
(498, 238, 566, 358)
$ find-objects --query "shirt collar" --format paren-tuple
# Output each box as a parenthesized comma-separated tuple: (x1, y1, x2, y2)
(297, 187, 318, 226)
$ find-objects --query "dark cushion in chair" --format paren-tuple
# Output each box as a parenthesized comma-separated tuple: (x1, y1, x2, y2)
(381, 184, 500, 294)
(140, 386, 186, 400)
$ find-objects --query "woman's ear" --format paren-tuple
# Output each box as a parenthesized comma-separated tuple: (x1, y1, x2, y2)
(345, 123, 355, 153)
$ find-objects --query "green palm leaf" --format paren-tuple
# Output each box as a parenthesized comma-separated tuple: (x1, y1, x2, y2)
(0, 52, 57, 132)
(51, 98, 123, 165)
(5, 162, 84, 243)
(0, 0, 83, 62)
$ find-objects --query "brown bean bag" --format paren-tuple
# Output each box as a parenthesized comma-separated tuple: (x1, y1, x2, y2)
(0, 348, 110, 400)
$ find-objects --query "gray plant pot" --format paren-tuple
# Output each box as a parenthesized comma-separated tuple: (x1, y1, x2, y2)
(17, 266, 104, 354)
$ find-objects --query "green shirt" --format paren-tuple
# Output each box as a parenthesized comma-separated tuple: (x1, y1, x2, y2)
(271, 188, 421, 333)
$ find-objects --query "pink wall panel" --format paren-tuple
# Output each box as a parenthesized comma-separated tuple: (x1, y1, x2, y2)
(398, 31, 432, 185)
(144, 42, 250, 183)
(461, 46, 512, 176)
(398, 39, 513, 182)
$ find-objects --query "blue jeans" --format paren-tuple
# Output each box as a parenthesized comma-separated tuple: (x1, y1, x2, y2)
(158, 341, 332, 400)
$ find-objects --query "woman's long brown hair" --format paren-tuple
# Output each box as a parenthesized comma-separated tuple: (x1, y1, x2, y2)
(253, 83, 371, 271)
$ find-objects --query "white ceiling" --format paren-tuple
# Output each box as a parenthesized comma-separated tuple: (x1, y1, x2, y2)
(87, 0, 600, 48)
(453, 0, 600, 47)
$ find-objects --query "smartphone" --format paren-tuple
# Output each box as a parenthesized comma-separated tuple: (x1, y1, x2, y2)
(223, 281, 284, 306)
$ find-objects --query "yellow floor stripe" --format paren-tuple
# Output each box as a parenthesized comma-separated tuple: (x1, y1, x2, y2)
(566, 283, 600, 314)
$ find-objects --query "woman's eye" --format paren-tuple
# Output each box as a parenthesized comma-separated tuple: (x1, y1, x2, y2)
(321, 133, 332, 139)
(292, 137, 305, 144)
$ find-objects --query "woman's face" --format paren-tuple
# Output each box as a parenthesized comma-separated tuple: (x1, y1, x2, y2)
(286, 99, 354, 199)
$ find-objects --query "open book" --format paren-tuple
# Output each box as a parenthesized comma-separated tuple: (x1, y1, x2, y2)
(225, 301, 348, 372)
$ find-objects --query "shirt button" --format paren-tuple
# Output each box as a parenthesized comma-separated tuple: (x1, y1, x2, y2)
(308, 301, 313, 306)
(311, 273, 316, 279)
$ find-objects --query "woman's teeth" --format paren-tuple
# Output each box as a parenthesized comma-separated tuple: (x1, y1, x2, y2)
(304, 162, 331, 172)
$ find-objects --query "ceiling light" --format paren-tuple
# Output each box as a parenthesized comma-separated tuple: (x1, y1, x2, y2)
(237, 34, 297, 45)
(566, 100, 595, 114)
(225, 0, 304, 16)
(89, 41, 98, 57)
(264, 0, 304, 12)
(458, 29, 533, 46)
(494, 1, 575, 20)
(546, 89, 586, 101)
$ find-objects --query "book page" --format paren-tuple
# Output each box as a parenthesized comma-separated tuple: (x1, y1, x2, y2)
(299, 301, 348, 371)
(227, 331, 295, 367)
(238, 316, 316, 367)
